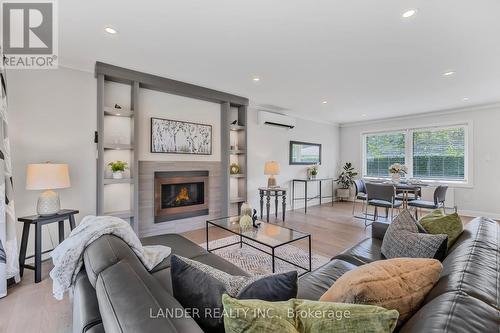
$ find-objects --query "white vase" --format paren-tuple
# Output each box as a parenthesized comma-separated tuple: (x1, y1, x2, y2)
(391, 173, 401, 182)
(112, 171, 123, 179)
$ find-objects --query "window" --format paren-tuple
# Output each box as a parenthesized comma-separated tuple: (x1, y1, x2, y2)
(365, 132, 406, 177)
(363, 124, 469, 183)
(413, 127, 465, 180)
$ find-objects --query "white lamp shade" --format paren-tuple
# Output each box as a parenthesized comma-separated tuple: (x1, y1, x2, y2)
(26, 163, 71, 190)
(264, 161, 280, 175)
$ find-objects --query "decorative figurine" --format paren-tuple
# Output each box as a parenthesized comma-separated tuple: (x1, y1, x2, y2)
(252, 209, 261, 228)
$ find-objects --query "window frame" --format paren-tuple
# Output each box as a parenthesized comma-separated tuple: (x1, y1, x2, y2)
(361, 122, 473, 187)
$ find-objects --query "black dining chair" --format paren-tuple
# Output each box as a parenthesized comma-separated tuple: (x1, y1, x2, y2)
(364, 183, 403, 226)
(408, 185, 448, 219)
(352, 179, 367, 216)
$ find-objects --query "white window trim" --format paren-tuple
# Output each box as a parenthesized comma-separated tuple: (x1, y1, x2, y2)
(361, 121, 473, 188)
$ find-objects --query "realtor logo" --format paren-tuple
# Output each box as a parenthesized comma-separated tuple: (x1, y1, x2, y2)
(1, 0, 58, 69)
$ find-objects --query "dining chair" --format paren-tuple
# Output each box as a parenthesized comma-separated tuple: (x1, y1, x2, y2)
(352, 179, 367, 216)
(408, 185, 448, 219)
(364, 183, 403, 227)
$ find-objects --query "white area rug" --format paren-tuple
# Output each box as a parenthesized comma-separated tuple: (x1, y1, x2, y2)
(199, 235, 330, 275)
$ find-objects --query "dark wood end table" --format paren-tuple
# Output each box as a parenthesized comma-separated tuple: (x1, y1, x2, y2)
(258, 187, 287, 222)
(18, 209, 79, 283)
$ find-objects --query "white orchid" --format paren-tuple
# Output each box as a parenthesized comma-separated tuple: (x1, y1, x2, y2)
(389, 163, 408, 174)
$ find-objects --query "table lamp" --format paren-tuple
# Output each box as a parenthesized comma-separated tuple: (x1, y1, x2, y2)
(26, 163, 71, 216)
(264, 161, 280, 188)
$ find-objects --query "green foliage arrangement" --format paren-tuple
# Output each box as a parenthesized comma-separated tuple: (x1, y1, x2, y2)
(335, 162, 358, 189)
(108, 160, 128, 172)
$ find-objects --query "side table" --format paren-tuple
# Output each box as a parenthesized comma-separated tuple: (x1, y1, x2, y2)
(258, 187, 287, 222)
(18, 209, 79, 283)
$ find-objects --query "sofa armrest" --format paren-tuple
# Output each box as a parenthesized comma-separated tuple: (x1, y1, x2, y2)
(372, 222, 390, 240)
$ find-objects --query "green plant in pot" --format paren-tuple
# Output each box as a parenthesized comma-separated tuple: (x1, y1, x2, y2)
(108, 160, 129, 179)
(335, 162, 358, 200)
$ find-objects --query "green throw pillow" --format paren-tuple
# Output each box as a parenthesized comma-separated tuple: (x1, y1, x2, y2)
(419, 209, 463, 250)
(222, 294, 399, 333)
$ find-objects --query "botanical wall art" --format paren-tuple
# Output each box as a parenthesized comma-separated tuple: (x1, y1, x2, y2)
(151, 117, 212, 155)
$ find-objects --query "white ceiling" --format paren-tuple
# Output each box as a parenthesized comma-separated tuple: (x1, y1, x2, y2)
(59, 0, 500, 123)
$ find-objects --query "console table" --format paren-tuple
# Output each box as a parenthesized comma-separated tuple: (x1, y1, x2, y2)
(18, 209, 78, 283)
(258, 187, 287, 222)
(291, 178, 335, 213)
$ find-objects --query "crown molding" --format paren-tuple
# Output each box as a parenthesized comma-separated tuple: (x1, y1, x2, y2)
(339, 102, 500, 128)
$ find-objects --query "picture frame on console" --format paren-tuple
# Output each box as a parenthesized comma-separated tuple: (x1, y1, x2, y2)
(151, 117, 212, 155)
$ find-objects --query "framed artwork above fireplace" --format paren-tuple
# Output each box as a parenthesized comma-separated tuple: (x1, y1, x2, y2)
(151, 117, 212, 155)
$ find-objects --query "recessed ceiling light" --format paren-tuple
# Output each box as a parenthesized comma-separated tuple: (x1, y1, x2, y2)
(402, 9, 417, 18)
(362, 113, 367, 117)
(443, 71, 455, 76)
(252, 77, 260, 82)
(104, 27, 118, 34)
(322, 101, 328, 104)
(462, 97, 469, 101)
(116, 113, 121, 116)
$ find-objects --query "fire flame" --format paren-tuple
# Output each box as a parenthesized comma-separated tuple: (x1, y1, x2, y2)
(175, 187, 190, 204)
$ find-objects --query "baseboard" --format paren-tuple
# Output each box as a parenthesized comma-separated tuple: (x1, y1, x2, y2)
(457, 209, 500, 220)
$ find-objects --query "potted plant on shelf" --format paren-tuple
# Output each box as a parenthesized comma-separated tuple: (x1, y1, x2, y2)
(108, 160, 128, 179)
(388, 163, 407, 183)
(335, 162, 358, 201)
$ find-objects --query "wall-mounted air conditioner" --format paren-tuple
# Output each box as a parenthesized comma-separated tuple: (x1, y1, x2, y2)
(258, 111, 296, 129)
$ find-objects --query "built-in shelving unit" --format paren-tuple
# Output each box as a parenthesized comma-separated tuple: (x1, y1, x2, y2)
(96, 72, 139, 233)
(96, 62, 249, 230)
(226, 105, 248, 215)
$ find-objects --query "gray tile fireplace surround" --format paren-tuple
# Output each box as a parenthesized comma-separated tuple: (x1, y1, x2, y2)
(139, 161, 223, 237)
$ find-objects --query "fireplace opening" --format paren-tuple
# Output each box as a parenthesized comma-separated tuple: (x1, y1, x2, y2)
(154, 171, 209, 223)
(162, 182, 204, 209)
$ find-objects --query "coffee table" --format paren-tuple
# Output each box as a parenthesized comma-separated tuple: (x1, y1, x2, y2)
(206, 216, 312, 276)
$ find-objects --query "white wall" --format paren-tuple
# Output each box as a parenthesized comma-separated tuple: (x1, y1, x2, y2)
(339, 105, 500, 218)
(247, 110, 340, 214)
(138, 89, 221, 162)
(8, 67, 96, 257)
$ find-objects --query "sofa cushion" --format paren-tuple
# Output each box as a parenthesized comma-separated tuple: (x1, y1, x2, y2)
(73, 270, 102, 333)
(381, 210, 448, 261)
(222, 295, 399, 333)
(142, 233, 208, 273)
(333, 238, 383, 265)
(83, 235, 148, 288)
(96, 260, 203, 333)
(320, 258, 442, 324)
(151, 252, 249, 295)
(171, 254, 297, 332)
(419, 210, 463, 250)
(297, 259, 357, 300)
(399, 292, 500, 333)
(423, 217, 499, 308)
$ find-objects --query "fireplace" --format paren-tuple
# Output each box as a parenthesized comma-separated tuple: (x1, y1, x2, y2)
(154, 171, 209, 223)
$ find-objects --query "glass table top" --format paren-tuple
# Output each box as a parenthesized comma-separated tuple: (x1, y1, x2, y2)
(207, 216, 309, 247)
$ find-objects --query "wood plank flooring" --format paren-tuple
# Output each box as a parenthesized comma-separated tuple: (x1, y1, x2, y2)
(0, 202, 476, 333)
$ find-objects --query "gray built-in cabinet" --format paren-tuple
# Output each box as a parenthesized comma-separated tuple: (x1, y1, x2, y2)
(95, 62, 249, 234)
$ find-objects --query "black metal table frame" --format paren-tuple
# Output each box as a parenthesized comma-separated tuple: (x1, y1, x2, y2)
(291, 178, 335, 213)
(206, 220, 312, 277)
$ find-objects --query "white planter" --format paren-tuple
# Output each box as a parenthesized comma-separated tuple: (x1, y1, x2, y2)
(112, 171, 123, 179)
(391, 173, 401, 183)
(337, 188, 350, 200)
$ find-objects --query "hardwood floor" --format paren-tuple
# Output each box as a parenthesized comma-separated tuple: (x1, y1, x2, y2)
(0, 202, 476, 333)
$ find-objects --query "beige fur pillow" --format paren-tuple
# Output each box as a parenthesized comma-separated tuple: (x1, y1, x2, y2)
(320, 258, 442, 323)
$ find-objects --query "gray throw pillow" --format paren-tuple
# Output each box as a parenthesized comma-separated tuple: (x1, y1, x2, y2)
(170, 254, 297, 333)
(381, 210, 448, 261)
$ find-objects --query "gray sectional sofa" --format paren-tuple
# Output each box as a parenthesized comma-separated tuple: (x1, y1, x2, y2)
(73, 217, 499, 333)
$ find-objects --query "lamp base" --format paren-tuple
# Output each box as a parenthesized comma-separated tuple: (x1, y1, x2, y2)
(37, 190, 61, 216)
(267, 176, 277, 188)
